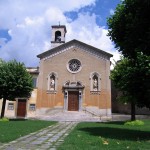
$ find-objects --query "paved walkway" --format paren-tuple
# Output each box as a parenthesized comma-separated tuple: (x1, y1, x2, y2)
(0, 122, 77, 150)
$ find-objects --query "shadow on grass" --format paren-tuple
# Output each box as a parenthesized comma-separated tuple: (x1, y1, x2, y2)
(79, 126, 150, 141)
(9, 118, 27, 121)
(99, 121, 125, 125)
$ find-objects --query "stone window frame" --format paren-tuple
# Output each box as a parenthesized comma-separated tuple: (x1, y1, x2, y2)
(8, 102, 14, 110)
(29, 104, 36, 111)
(90, 72, 101, 93)
(47, 72, 58, 93)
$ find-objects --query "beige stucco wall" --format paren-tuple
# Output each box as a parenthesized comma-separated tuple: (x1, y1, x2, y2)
(0, 46, 111, 117)
(0, 89, 37, 118)
(27, 89, 37, 117)
(4, 101, 16, 118)
(37, 47, 111, 112)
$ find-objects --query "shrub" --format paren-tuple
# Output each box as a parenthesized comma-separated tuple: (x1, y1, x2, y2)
(124, 120, 144, 126)
(0, 117, 9, 122)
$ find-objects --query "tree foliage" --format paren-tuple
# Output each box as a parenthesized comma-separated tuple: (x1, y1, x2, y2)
(111, 53, 150, 109)
(107, 0, 150, 58)
(107, 0, 150, 120)
(0, 60, 33, 118)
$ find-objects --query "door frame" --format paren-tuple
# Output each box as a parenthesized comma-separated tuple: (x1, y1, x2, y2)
(64, 88, 83, 111)
(15, 98, 27, 118)
(63, 81, 84, 111)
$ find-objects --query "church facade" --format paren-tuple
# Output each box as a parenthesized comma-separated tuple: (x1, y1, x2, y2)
(36, 25, 112, 116)
(0, 25, 113, 118)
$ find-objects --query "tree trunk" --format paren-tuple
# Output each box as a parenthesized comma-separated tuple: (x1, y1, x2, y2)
(131, 101, 136, 121)
(0, 98, 6, 118)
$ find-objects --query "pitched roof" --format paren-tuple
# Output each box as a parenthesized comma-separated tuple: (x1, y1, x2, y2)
(26, 67, 39, 74)
(37, 39, 113, 59)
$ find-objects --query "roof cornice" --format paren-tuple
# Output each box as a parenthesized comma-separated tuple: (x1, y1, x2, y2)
(37, 39, 113, 60)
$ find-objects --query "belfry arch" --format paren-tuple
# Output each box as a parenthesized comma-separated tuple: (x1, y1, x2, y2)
(55, 31, 61, 42)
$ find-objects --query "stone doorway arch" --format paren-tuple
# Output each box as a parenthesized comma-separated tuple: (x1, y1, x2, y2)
(63, 81, 84, 111)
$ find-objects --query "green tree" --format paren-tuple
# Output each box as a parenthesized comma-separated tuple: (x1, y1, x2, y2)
(107, 0, 150, 58)
(107, 0, 150, 120)
(0, 60, 33, 118)
(111, 54, 150, 120)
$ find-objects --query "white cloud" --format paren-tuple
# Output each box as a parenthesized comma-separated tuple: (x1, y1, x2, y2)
(110, 50, 122, 69)
(109, 9, 114, 15)
(0, 0, 95, 29)
(0, 0, 119, 67)
(45, 7, 67, 24)
(66, 13, 115, 52)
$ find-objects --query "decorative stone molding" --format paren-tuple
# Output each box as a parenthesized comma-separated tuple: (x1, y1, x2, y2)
(90, 91, 101, 95)
(63, 81, 84, 111)
(90, 72, 101, 92)
(39, 40, 112, 61)
(47, 72, 58, 92)
(46, 90, 57, 94)
(67, 59, 82, 74)
(43, 45, 75, 61)
(63, 81, 84, 90)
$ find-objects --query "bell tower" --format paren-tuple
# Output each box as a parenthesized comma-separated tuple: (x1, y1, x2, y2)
(51, 25, 67, 48)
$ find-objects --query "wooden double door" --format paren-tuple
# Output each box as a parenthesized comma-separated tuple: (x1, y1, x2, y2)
(17, 99, 27, 117)
(68, 91, 79, 111)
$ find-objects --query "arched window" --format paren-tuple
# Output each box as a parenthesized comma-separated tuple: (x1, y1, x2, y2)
(55, 31, 61, 42)
(90, 72, 101, 91)
(47, 72, 58, 91)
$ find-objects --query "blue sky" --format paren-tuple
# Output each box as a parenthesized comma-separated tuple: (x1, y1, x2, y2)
(65, 0, 120, 27)
(0, 0, 121, 67)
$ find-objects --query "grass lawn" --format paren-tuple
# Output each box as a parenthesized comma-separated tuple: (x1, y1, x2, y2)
(0, 119, 56, 143)
(58, 120, 150, 150)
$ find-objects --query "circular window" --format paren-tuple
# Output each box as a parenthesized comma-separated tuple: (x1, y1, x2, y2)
(67, 59, 81, 73)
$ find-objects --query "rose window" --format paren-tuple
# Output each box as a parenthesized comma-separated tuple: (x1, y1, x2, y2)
(67, 59, 81, 73)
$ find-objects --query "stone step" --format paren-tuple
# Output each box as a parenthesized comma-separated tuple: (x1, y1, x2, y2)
(36, 111, 107, 122)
